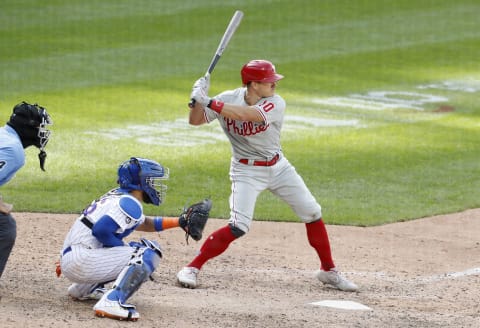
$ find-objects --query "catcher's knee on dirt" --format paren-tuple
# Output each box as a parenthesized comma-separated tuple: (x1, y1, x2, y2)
(110, 246, 161, 303)
(68, 282, 105, 299)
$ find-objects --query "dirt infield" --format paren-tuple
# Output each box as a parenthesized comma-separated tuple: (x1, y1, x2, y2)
(1, 209, 479, 328)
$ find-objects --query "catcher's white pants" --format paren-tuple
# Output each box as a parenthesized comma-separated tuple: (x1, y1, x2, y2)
(60, 244, 134, 284)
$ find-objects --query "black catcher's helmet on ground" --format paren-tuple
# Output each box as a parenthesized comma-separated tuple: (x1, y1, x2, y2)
(7, 101, 53, 171)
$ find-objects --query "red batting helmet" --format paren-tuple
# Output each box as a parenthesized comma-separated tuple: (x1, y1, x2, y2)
(240, 60, 284, 85)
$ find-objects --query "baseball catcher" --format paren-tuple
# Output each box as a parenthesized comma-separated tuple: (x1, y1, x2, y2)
(58, 157, 213, 321)
(179, 198, 212, 243)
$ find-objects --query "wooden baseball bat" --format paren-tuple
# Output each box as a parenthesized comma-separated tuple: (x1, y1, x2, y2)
(189, 10, 244, 107)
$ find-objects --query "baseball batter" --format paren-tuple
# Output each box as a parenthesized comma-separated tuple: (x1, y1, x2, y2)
(0, 102, 52, 279)
(177, 59, 358, 292)
(59, 157, 210, 321)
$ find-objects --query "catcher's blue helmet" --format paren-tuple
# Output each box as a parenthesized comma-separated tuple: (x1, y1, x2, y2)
(117, 157, 169, 205)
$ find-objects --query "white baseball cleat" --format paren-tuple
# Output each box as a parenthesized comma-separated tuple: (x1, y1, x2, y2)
(316, 268, 358, 292)
(177, 266, 199, 288)
(93, 290, 139, 321)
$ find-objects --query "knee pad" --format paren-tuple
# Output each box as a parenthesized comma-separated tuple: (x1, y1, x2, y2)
(129, 246, 161, 273)
(229, 224, 246, 238)
(140, 238, 162, 259)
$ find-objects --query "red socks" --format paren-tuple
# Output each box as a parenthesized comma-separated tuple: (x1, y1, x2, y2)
(188, 225, 237, 270)
(187, 221, 335, 272)
(305, 219, 335, 271)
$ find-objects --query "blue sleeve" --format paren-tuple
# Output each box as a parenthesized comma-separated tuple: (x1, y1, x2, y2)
(0, 145, 24, 186)
(92, 215, 125, 247)
(116, 226, 138, 239)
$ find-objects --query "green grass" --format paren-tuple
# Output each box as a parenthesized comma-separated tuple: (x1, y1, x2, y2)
(1, 0, 479, 225)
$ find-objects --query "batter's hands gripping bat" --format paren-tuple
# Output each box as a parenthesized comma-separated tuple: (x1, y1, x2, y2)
(189, 10, 244, 107)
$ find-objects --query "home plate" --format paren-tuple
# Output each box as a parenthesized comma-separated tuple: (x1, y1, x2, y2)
(309, 300, 372, 311)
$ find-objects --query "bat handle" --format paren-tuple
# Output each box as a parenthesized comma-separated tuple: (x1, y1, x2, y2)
(188, 72, 209, 108)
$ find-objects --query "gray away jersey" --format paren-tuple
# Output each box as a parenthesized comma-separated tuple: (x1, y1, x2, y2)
(204, 87, 286, 160)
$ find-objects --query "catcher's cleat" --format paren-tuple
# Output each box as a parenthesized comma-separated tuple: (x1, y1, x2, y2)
(68, 283, 106, 301)
(316, 268, 358, 292)
(177, 266, 199, 288)
(93, 291, 139, 321)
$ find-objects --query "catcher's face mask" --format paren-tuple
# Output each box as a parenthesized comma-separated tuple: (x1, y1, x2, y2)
(38, 109, 53, 151)
(142, 171, 169, 205)
(118, 157, 169, 206)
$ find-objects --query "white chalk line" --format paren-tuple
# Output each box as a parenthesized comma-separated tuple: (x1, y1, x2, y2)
(307, 267, 480, 311)
(217, 267, 479, 311)
(228, 267, 480, 285)
(415, 267, 480, 283)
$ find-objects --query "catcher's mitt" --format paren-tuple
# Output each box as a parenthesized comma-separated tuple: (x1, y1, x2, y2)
(179, 198, 212, 243)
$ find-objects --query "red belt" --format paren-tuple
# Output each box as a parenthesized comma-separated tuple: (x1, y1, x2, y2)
(239, 154, 280, 166)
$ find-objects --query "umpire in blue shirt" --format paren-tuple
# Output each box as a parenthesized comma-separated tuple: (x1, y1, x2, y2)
(0, 102, 53, 278)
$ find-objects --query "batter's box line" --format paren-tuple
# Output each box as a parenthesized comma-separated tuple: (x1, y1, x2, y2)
(414, 267, 480, 283)
(215, 267, 480, 284)
(349, 267, 480, 284)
